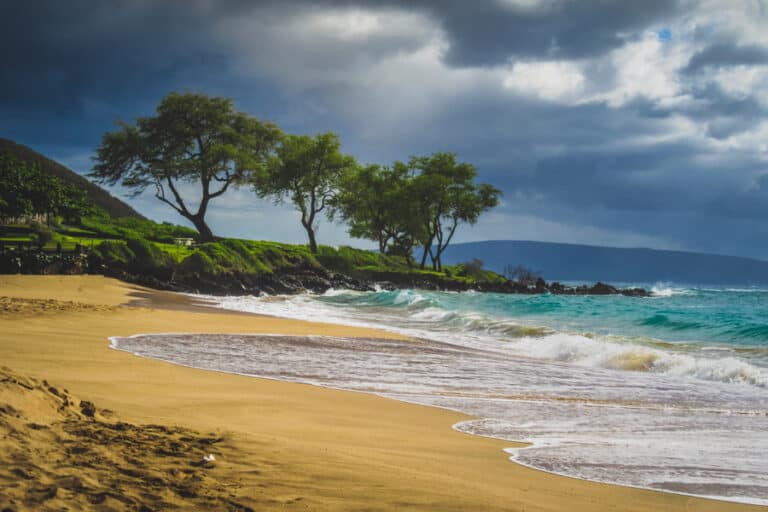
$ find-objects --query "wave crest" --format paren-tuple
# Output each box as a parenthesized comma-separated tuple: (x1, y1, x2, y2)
(509, 333, 767, 387)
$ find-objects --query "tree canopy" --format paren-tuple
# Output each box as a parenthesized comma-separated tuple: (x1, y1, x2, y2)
(336, 152, 501, 270)
(335, 162, 421, 266)
(0, 152, 90, 223)
(255, 132, 357, 253)
(409, 153, 501, 270)
(86, 91, 501, 260)
(90, 92, 281, 242)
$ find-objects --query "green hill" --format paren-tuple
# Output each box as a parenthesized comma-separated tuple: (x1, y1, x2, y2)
(0, 138, 143, 219)
(0, 140, 510, 294)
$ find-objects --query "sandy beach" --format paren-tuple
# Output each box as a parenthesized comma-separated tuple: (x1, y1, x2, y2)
(0, 275, 762, 511)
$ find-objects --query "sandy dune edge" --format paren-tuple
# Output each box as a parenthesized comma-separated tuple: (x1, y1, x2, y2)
(0, 275, 762, 511)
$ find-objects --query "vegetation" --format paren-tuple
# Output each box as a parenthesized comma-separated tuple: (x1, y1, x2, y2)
(90, 92, 282, 242)
(409, 153, 501, 271)
(0, 138, 142, 218)
(504, 264, 542, 286)
(335, 162, 421, 265)
(2, 90, 507, 291)
(335, 153, 501, 271)
(256, 132, 357, 253)
(80, 211, 197, 243)
(0, 152, 91, 224)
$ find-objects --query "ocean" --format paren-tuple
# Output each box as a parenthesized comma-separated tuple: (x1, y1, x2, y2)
(111, 284, 768, 505)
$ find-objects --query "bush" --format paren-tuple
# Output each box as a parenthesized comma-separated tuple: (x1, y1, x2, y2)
(35, 228, 54, 248)
(93, 241, 135, 267)
(126, 237, 172, 270)
(316, 245, 408, 274)
(504, 264, 541, 286)
(179, 251, 217, 275)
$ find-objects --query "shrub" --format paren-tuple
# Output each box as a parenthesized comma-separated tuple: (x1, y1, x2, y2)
(126, 237, 172, 270)
(93, 241, 135, 267)
(179, 251, 217, 275)
(504, 264, 541, 286)
(35, 228, 54, 248)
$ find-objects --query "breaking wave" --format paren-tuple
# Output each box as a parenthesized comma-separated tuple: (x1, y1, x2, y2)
(207, 286, 768, 388)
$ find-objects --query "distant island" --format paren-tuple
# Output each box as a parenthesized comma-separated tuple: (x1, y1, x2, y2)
(441, 240, 768, 286)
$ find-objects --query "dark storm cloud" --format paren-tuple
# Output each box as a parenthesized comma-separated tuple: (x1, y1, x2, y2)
(684, 42, 768, 74)
(0, 2, 229, 114)
(0, 0, 685, 124)
(623, 83, 768, 140)
(407, 0, 683, 66)
(0, 0, 683, 113)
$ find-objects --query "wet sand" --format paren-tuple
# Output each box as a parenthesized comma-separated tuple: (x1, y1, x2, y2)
(0, 275, 762, 511)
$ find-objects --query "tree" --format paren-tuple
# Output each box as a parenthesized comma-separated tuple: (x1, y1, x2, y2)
(256, 132, 357, 253)
(0, 153, 91, 224)
(335, 162, 421, 266)
(409, 153, 501, 271)
(504, 264, 541, 285)
(0, 153, 34, 221)
(90, 92, 281, 242)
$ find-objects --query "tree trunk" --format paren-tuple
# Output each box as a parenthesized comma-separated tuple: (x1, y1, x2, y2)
(304, 223, 318, 253)
(419, 244, 430, 269)
(190, 215, 215, 243)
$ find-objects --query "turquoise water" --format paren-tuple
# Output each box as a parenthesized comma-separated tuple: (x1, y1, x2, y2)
(322, 285, 768, 351)
(312, 285, 768, 378)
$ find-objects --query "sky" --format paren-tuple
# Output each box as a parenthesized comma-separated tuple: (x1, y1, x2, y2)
(2, 0, 768, 258)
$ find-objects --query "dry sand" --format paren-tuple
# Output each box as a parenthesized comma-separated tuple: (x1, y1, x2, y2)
(0, 275, 763, 511)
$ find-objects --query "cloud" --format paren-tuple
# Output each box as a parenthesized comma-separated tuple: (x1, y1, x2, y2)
(684, 43, 768, 73)
(413, 0, 684, 66)
(502, 61, 586, 101)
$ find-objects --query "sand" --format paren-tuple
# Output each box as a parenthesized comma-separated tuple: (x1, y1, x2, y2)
(0, 275, 762, 511)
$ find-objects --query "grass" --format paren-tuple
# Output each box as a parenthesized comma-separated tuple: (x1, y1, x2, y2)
(2, 213, 507, 286)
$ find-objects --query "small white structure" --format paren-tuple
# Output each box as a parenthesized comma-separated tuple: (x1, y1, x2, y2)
(174, 237, 195, 247)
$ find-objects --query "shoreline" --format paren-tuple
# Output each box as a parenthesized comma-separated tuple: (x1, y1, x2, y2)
(111, 331, 768, 509)
(1, 275, 763, 511)
(119, 344, 768, 508)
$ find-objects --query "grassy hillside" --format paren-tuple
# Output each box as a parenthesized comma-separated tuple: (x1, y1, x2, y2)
(0, 139, 507, 291)
(0, 138, 142, 219)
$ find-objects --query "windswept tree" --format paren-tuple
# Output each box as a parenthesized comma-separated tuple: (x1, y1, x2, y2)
(335, 162, 421, 266)
(256, 132, 357, 253)
(409, 153, 501, 271)
(90, 92, 282, 242)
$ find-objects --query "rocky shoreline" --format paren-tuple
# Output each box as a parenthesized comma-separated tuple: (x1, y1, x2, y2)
(121, 267, 649, 298)
(0, 248, 649, 297)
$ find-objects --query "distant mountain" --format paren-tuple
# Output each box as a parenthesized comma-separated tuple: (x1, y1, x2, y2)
(0, 138, 142, 219)
(440, 240, 768, 285)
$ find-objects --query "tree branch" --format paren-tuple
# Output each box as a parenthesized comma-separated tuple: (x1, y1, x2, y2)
(154, 180, 185, 216)
(164, 176, 191, 216)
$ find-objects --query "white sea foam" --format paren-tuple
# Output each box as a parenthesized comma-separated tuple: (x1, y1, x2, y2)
(650, 283, 689, 297)
(507, 333, 768, 387)
(321, 287, 360, 297)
